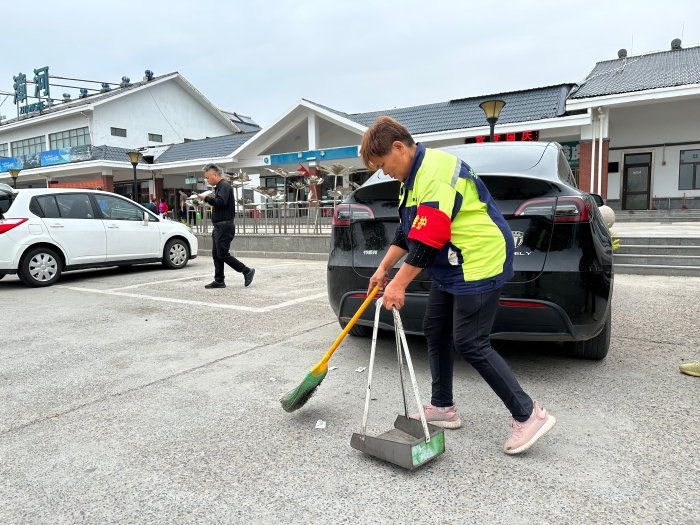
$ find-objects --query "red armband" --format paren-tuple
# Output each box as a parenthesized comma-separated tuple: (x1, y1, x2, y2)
(407, 204, 451, 249)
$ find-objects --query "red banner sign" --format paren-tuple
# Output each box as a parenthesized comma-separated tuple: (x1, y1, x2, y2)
(465, 130, 539, 144)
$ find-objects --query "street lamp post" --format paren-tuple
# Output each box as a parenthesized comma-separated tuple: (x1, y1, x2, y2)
(479, 99, 506, 142)
(126, 151, 141, 202)
(8, 168, 21, 189)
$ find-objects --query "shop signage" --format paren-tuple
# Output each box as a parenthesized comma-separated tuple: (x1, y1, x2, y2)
(560, 141, 580, 168)
(12, 66, 51, 117)
(269, 145, 359, 166)
(465, 130, 539, 143)
(185, 177, 197, 184)
(20, 101, 46, 115)
(0, 144, 92, 172)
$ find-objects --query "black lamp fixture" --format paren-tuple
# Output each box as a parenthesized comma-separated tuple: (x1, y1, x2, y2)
(126, 151, 141, 202)
(479, 99, 506, 142)
(8, 168, 21, 189)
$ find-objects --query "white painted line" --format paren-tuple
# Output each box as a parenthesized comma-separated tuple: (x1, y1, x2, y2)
(60, 286, 328, 313)
(107, 262, 314, 291)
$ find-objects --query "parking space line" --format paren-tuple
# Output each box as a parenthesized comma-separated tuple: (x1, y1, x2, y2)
(59, 286, 328, 313)
(107, 262, 318, 291)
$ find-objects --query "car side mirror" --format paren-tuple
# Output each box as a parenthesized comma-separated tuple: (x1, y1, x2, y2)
(590, 193, 604, 207)
(143, 211, 150, 225)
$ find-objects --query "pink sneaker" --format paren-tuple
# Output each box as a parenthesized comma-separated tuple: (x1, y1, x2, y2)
(410, 403, 462, 429)
(504, 401, 556, 455)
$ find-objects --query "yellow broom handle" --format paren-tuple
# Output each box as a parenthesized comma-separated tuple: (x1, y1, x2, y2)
(319, 285, 380, 366)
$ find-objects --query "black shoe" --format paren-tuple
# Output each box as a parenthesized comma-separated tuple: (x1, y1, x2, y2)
(244, 268, 255, 287)
(205, 280, 226, 289)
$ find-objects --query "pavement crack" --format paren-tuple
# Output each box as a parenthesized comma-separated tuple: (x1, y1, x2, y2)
(0, 320, 337, 438)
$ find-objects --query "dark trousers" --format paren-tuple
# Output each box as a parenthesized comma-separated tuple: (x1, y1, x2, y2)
(423, 286, 533, 422)
(212, 222, 248, 282)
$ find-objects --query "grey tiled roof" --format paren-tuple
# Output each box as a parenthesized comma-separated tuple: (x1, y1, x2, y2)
(306, 84, 573, 135)
(155, 132, 258, 164)
(570, 45, 700, 99)
(91, 145, 147, 163)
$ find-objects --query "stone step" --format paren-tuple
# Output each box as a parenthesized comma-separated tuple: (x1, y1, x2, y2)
(614, 254, 700, 266)
(616, 245, 700, 255)
(615, 263, 700, 277)
(616, 236, 700, 246)
(614, 211, 700, 223)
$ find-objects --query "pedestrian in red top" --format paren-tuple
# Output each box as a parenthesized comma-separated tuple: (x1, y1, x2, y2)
(158, 198, 169, 217)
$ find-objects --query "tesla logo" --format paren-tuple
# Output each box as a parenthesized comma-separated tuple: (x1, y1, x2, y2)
(512, 231, 524, 248)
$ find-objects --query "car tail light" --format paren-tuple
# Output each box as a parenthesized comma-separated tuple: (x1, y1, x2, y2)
(513, 198, 556, 217)
(554, 197, 589, 223)
(513, 197, 589, 223)
(350, 292, 384, 299)
(333, 204, 374, 226)
(499, 300, 547, 308)
(0, 218, 27, 234)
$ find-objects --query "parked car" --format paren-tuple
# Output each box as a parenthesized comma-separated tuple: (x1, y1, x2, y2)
(327, 142, 614, 359)
(0, 185, 198, 287)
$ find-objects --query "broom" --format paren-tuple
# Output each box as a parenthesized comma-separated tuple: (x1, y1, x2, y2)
(280, 285, 381, 412)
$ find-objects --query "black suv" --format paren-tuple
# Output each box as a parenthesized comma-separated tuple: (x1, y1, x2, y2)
(327, 142, 613, 359)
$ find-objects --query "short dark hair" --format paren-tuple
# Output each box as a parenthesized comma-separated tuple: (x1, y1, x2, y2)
(361, 116, 415, 169)
(202, 163, 222, 175)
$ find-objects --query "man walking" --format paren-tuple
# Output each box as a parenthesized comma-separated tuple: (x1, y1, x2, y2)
(145, 198, 158, 214)
(198, 163, 255, 289)
(363, 116, 555, 455)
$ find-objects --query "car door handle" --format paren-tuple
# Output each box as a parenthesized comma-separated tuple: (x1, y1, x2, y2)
(108, 224, 119, 229)
(50, 224, 64, 228)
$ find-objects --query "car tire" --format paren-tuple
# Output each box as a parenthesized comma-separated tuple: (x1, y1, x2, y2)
(565, 307, 611, 360)
(163, 238, 189, 270)
(339, 320, 373, 337)
(19, 247, 62, 287)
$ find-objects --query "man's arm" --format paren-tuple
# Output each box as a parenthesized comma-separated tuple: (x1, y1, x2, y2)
(204, 183, 231, 207)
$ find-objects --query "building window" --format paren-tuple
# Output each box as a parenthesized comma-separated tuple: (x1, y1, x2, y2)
(679, 149, 700, 190)
(0, 143, 8, 157)
(111, 127, 127, 138)
(49, 127, 91, 149)
(11, 136, 46, 156)
(148, 133, 163, 142)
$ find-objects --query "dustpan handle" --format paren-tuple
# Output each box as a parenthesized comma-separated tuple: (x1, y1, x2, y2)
(360, 298, 383, 438)
(392, 307, 431, 444)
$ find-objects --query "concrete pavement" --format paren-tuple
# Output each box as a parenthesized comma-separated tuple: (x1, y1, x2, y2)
(1, 259, 698, 524)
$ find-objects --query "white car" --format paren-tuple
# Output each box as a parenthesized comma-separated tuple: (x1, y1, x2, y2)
(0, 184, 198, 287)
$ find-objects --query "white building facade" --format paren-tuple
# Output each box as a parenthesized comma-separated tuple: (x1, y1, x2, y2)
(0, 70, 257, 208)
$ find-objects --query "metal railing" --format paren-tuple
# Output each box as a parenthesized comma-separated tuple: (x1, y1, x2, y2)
(183, 200, 338, 235)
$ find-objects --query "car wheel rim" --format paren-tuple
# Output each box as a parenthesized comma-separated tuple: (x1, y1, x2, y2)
(28, 253, 57, 282)
(169, 244, 187, 265)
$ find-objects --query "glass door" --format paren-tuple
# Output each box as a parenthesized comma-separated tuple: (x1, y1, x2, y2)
(622, 153, 652, 210)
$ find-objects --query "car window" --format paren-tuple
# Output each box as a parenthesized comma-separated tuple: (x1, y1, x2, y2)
(34, 195, 61, 218)
(96, 194, 145, 221)
(55, 194, 95, 219)
(557, 152, 575, 187)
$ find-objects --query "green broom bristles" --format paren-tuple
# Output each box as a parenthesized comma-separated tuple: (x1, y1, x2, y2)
(280, 369, 328, 413)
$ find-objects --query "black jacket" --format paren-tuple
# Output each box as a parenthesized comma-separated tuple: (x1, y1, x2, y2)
(204, 179, 234, 223)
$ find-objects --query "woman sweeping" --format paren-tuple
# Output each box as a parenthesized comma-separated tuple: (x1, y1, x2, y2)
(363, 116, 556, 455)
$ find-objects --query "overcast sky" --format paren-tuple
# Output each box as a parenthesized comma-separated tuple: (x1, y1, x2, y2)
(2, 0, 698, 127)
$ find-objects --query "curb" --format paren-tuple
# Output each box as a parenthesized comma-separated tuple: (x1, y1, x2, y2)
(197, 250, 328, 261)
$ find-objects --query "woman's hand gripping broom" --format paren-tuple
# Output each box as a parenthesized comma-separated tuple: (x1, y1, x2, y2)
(280, 285, 380, 412)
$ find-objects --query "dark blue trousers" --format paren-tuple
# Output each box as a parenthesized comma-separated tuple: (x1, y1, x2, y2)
(423, 286, 533, 422)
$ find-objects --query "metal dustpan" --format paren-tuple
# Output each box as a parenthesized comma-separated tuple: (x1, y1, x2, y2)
(350, 300, 445, 470)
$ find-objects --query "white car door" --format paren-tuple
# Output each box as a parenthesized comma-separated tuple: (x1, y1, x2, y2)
(36, 193, 106, 264)
(94, 194, 161, 260)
